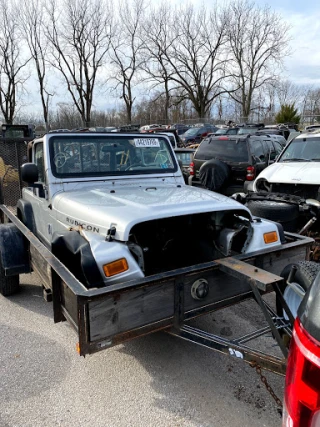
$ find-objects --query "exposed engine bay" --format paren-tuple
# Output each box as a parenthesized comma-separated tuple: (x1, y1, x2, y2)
(244, 191, 320, 262)
(127, 210, 253, 276)
(255, 180, 320, 201)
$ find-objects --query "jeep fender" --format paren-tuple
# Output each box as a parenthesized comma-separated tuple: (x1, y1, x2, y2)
(0, 224, 31, 275)
(17, 199, 36, 234)
(51, 231, 103, 289)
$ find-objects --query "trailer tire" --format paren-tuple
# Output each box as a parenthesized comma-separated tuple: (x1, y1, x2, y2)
(246, 199, 299, 232)
(277, 261, 320, 320)
(0, 254, 19, 296)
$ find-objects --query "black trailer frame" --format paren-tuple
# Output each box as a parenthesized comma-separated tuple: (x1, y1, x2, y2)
(0, 204, 313, 376)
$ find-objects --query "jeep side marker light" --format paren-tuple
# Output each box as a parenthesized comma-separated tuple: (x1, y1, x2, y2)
(103, 258, 129, 277)
(263, 231, 278, 244)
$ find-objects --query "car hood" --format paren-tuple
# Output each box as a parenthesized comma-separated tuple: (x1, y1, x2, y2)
(53, 184, 250, 241)
(254, 161, 320, 186)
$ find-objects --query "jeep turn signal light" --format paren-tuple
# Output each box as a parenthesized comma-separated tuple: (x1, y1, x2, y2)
(103, 258, 128, 277)
(263, 231, 278, 244)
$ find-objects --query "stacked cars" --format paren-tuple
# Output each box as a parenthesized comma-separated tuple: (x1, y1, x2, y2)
(246, 130, 320, 260)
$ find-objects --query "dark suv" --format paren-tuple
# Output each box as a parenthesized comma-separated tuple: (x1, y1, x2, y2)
(188, 134, 284, 195)
(180, 125, 218, 145)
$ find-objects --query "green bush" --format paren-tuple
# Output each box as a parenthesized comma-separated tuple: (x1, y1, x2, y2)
(275, 104, 300, 124)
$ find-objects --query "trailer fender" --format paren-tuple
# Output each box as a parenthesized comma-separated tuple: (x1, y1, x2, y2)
(51, 231, 103, 289)
(0, 224, 31, 276)
(16, 199, 36, 234)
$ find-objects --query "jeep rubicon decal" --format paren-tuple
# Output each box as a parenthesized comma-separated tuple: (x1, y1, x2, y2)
(66, 217, 100, 233)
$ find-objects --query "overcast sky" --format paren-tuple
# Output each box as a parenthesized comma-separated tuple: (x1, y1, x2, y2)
(165, 0, 320, 86)
(255, 0, 320, 85)
(22, 0, 320, 117)
(211, 0, 319, 85)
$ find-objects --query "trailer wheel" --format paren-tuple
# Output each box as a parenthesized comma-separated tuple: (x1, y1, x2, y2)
(0, 255, 20, 296)
(277, 261, 320, 320)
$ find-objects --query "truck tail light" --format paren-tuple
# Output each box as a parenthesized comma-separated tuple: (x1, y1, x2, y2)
(246, 166, 255, 181)
(283, 318, 320, 427)
(189, 161, 195, 176)
(103, 258, 128, 277)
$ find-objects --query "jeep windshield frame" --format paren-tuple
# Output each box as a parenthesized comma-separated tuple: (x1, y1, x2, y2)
(49, 134, 178, 178)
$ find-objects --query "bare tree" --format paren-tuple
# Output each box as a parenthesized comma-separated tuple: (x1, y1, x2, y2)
(52, 102, 82, 129)
(142, 3, 178, 123)
(109, 0, 146, 124)
(145, 4, 230, 118)
(19, 0, 53, 131)
(0, 0, 30, 124)
(46, 0, 113, 127)
(226, 0, 290, 121)
(275, 79, 304, 107)
(300, 86, 320, 124)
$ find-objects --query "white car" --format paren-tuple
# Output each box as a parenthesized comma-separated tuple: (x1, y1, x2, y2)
(305, 124, 320, 131)
(253, 131, 320, 196)
(139, 124, 162, 132)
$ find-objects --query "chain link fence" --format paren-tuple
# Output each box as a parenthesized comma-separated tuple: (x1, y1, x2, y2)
(0, 138, 31, 210)
(0, 137, 43, 290)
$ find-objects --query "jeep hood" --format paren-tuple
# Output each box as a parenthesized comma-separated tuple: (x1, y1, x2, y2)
(53, 184, 251, 241)
(255, 162, 320, 186)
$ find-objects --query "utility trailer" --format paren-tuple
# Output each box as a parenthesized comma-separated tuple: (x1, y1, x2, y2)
(0, 131, 315, 389)
(0, 202, 313, 376)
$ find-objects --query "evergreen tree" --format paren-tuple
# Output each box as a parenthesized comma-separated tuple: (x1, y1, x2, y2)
(275, 104, 300, 124)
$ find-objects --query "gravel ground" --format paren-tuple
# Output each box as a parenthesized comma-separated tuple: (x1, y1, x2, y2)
(0, 274, 284, 427)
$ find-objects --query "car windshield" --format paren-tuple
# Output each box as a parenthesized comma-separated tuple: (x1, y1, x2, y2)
(278, 137, 320, 162)
(159, 134, 175, 147)
(174, 151, 194, 165)
(50, 135, 177, 177)
(184, 127, 202, 136)
(195, 138, 249, 162)
(238, 127, 260, 135)
(215, 129, 227, 135)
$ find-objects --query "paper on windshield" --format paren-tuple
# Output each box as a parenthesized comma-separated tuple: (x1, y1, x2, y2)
(134, 138, 160, 147)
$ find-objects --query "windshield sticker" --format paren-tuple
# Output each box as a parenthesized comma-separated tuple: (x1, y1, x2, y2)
(133, 138, 160, 147)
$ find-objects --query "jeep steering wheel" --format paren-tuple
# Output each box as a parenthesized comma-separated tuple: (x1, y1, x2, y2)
(54, 153, 68, 168)
(125, 162, 144, 171)
(155, 152, 168, 165)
